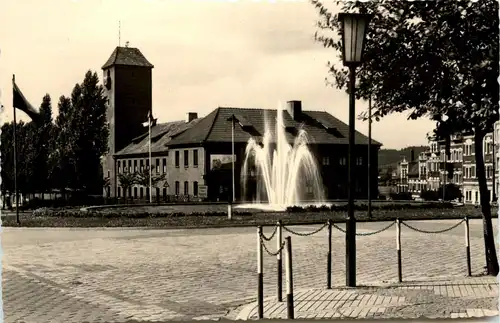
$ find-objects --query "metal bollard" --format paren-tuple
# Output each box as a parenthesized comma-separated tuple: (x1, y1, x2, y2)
(227, 203, 232, 220)
(464, 217, 471, 276)
(396, 219, 402, 283)
(277, 220, 283, 302)
(257, 226, 264, 319)
(327, 220, 332, 289)
(285, 236, 294, 319)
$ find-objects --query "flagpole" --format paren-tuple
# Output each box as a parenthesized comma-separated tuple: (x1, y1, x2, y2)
(149, 113, 153, 204)
(231, 116, 235, 203)
(12, 75, 20, 224)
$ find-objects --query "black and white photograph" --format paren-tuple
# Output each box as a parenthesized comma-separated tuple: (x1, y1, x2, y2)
(0, 0, 498, 322)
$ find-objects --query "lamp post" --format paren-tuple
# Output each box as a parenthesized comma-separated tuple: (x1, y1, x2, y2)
(338, 12, 373, 288)
(227, 115, 239, 203)
(368, 94, 372, 218)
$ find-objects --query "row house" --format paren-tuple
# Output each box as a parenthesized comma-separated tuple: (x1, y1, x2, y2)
(111, 114, 202, 201)
(395, 120, 499, 204)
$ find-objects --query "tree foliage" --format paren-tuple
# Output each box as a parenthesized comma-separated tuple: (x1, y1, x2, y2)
(135, 168, 166, 189)
(118, 172, 137, 199)
(312, 0, 499, 275)
(1, 70, 109, 203)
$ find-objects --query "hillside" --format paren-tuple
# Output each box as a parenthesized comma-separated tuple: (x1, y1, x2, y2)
(378, 146, 427, 168)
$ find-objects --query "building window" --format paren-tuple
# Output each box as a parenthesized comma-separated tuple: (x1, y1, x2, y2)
(322, 156, 330, 166)
(163, 188, 167, 199)
(193, 150, 199, 167)
(118, 187, 121, 197)
(140, 159, 144, 171)
(184, 181, 189, 195)
(163, 158, 167, 173)
(134, 160, 138, 172)
(107, 170, 110, 178)
(128, 160, 132, 172)
(175, 151, 180, 168)
(156, 187, 160, 198)
(146, 159, 150, 169)
(140, 187, 144, 198)
(118, 161, 121, 173)
(471, 166, 476, 178)
(184, 150, 189, 168)
(175, 181, 180, 195)
(146, 187, 150, 198)
(356, 157, 363, 166)
(193, 181, 199, 196)
(339, 157, 347, 166)
(156, 158, 160, 173)
(134, 187, 138, 198)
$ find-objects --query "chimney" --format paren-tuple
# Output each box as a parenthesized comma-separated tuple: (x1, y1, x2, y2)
(410, 149, 415, 162)
(286, 100, 302, 121)
(187, 112, 198, 123)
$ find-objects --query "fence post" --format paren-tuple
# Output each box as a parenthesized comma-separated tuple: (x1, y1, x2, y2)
(257, 226, 264, 319)
(396, 219, 402, 283)
(327, 220, 332, 289)
(277, 220, 283, 302)
(464, 217, 471, 276)
(285, 236, 294, 319)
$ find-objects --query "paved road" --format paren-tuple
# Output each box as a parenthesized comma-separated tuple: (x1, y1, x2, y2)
(2, 219, 498, 322)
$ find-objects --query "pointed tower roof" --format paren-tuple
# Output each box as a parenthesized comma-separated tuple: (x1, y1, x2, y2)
(102, 46, 154, 69)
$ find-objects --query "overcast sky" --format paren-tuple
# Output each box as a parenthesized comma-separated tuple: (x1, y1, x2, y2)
(0, 0, 434, 149)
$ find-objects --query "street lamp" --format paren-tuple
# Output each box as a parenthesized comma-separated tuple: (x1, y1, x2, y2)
(338, 12, 373, 288)
(227, 115, 239, 204)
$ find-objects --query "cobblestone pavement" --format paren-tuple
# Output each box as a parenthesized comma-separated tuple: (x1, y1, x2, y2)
(2, 219, 498, 322)
(232, 277, 499, 320)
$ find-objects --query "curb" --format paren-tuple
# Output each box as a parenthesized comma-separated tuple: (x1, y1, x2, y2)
(230, 277, 499, 320)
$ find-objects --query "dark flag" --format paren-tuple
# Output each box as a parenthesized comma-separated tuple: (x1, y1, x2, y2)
(147, 110, 157, 127)
(13, 80, 41, 123)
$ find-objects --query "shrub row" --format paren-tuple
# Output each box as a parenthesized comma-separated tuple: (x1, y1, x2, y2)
(33, 208, 255, 218)
(286, 202, 454, 213)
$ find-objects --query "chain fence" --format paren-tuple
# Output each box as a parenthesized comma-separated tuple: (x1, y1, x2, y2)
(331, 221, 395, 236)
(282, 222, 328, 236)
(260, 226, 278, 241)
(259, 234, 286, 256)
(401, 219, 465, 234)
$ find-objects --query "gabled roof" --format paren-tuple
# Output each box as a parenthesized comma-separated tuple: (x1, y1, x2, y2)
(166, 107, 383, 147)
(115, 119, 200, 156)
(102, 47, 154, 69)
(407, 161, 419, 177)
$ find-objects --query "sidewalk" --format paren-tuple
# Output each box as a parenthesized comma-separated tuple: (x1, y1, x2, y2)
(230, 276, 499, 320)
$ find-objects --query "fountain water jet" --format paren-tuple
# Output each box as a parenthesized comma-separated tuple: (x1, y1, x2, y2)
(238, 105, 325, 211)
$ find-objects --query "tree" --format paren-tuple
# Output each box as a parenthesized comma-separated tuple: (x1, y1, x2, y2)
(50, 71, 109, 197)
(1, 123, 14, 196)
(134, 168, 166, 199)
(118, 172, 137, 201)
(70, 71, 109, 194)
(32, 94, 54, 197)
(438, 183, 463, 202)
(312, 0, 499, 275)
(379, 166, 394, 186)
(50, 95, 75, 198)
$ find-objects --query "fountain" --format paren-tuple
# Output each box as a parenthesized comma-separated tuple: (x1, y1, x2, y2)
(237, 105, 326, 211)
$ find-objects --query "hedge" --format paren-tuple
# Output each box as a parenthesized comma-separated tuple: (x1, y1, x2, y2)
(286, 202, 454, 213)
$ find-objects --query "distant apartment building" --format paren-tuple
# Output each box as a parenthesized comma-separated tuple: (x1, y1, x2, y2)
(395, 120, 499, 204)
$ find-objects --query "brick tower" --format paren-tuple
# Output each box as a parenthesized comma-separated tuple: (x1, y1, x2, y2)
(101, 46, 154, 197)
